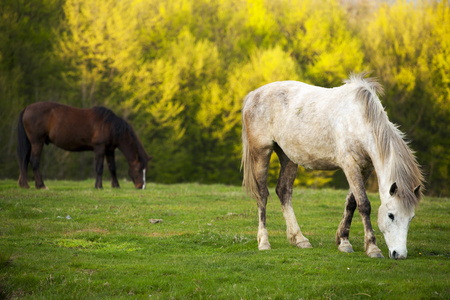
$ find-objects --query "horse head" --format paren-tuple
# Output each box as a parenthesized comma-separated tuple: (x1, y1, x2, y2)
(128, 155, 152, 189)
(378, 182, 421, 259)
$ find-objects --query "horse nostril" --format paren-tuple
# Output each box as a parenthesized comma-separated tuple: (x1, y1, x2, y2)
(392, 251, 398, 260)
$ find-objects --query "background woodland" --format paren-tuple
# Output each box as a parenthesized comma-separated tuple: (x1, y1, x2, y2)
(0, 0, 448, 196)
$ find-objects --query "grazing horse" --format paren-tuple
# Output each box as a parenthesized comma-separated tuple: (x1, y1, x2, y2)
(241, 73, 423, 259)
(17, 101, 151, 189)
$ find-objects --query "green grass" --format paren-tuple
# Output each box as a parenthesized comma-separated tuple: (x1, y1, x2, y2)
(0, 179, 448, 299)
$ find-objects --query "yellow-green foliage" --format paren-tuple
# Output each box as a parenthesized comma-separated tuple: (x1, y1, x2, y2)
(0, 0, 448, 195)
(363, 0, 450, 195)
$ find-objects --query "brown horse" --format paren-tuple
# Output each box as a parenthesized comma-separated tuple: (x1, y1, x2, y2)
(17, 101, 151, 189)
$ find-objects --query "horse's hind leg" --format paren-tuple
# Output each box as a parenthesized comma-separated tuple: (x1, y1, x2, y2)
(336, 169, 373, 254)
(18, 144, 31, 189)
(106, 150, 120, 188)
(274, 144, 312, 249)
(29, 142, 47, 189)
(251, 145, 273, 250)
(94, 146, 105, 189)
(18, 164, 30, 189)
(17, 109, 31, 188)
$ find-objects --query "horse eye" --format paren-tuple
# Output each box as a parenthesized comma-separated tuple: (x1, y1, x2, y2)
(388, 213, 395, 221)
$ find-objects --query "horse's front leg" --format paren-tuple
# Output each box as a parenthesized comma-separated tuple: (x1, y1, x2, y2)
(336, 191, 357, 253)
(94, 147, 105, 189)
(343, 161, 383, 258)
(106, 150, 120, 188)
(336, 169, 373, 253)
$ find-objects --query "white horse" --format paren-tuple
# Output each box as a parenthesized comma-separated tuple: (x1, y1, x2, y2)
(241, 73, 423, 259)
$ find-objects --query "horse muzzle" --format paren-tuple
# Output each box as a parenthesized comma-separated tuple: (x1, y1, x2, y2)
(135, 183, 145, 190)
(389, 250, 407, 260)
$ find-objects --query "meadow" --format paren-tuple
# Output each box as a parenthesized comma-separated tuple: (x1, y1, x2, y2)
(0, 179, 448, 299)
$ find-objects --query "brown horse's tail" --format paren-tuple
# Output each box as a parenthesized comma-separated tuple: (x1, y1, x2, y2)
(17, 109, 31, 188)
(240, 97, 260, 204)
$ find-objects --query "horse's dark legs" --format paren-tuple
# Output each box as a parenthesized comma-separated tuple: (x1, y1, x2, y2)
(335, 191, 357, 253)
(29, 142, 46, 189)
(336, 169, 373, 253)
(342, 160, 383, 258)
(94, 147, 105, 189)
(18, 149, 31, 189)
(106, 150, 120, 188)
(274, 144, 312, 248)
(251, 146, 272, 250)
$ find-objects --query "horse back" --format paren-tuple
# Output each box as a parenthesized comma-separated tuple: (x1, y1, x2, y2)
(242, 81, 371, 170)
(22, 102, 113, 151)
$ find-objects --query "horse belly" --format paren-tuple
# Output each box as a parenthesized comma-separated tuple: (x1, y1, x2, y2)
(278, 136, 339, 170)
(48, 119, 96, 151)
(50, 133, 95, 151)
(274, 112, 340, 170)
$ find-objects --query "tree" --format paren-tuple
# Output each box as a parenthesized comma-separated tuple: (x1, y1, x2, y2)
(363, 0, 450, 196)
(0, 0, 447, 196)
(0, 0, 64, 179)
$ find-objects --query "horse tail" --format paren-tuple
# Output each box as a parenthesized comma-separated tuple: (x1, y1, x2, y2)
(17, 109, 31, 186)
(241, 95, 261, 204)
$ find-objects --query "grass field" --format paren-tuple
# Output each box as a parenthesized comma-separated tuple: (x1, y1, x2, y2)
(0, 179, 448, 299)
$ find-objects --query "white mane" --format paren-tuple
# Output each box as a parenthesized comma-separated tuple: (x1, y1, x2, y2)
(345, 73, 424, 209)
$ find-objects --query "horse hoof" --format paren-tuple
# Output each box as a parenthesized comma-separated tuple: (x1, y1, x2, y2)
(338, 245, 354, 253)
(258, 242, 271, 250)
(296, 240, 313, 249)
(338, 240, 354, 253)
(367, 251, 384, 258)
(366, 244, 384, 258)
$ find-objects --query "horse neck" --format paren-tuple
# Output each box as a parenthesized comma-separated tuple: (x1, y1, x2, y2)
(369, 148, 393, 201)
(118, 133, 141, 165)
(365, 129, 395, 201)
(366, 126, 422, 206)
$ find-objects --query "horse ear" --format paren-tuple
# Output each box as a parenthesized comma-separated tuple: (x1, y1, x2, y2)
(414, 185, 421, 198)
(389, 182, 398, 196)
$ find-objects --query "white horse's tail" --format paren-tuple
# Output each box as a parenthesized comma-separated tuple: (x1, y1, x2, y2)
(241, 95, 261, 204)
